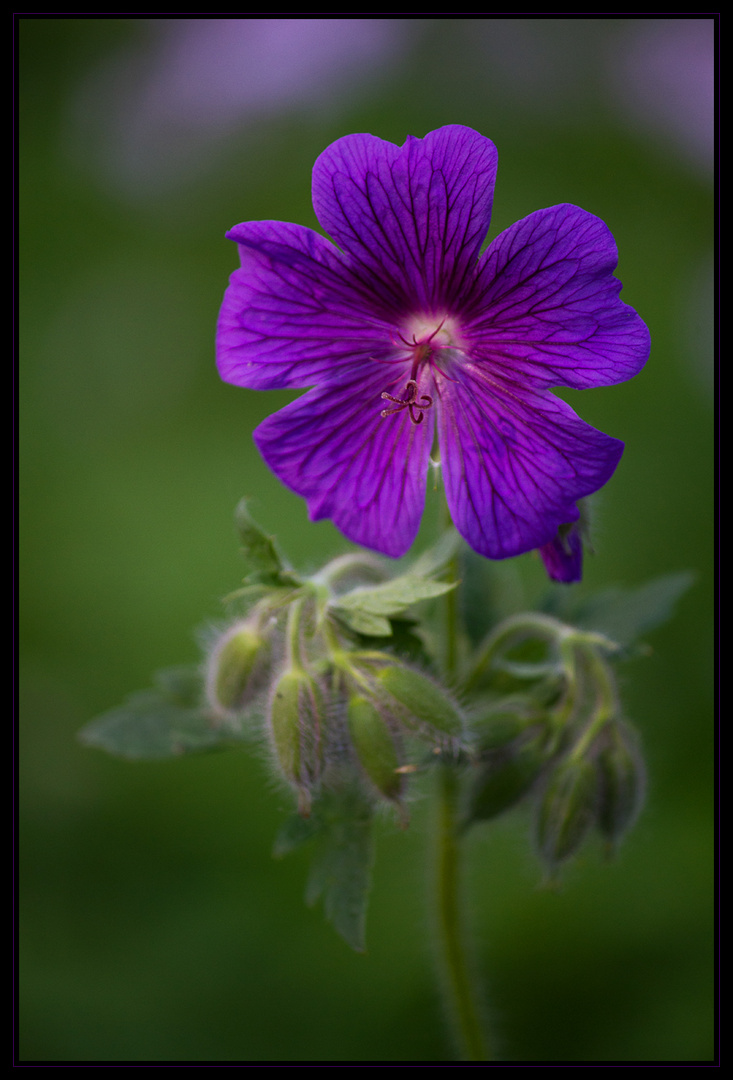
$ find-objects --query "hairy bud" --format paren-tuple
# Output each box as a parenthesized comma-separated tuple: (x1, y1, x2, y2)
(269, 669, 326, 814)
(347, 694, 404, 803)
(206, 621, 270, 716)
(375, 664, 463, 739)
(595, 719, 646, 847)
(467, 727, 548, 823)
(536, 757, 599, 871)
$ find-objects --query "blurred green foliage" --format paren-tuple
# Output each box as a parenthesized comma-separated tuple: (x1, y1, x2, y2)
(19, 18, 713, 1062)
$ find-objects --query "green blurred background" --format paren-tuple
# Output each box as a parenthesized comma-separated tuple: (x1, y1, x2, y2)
(19, 18, 714, 1062)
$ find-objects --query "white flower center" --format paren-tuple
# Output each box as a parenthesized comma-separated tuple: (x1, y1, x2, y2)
(379, 316, 462, 426)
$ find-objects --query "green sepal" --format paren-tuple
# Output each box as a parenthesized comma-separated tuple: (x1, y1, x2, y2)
(78, 666, 246, 760)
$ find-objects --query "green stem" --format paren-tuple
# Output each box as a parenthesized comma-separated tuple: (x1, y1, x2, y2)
(567, 646, 617, 761)
(432, 494, 491, 1061)
(285, 597, 306, 672)
(435, 765, 490, 1061)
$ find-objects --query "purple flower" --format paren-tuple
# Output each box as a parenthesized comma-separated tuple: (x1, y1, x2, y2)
(217, 125, 649, 564)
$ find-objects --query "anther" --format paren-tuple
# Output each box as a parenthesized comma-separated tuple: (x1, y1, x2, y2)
(380, 379, 433, 425)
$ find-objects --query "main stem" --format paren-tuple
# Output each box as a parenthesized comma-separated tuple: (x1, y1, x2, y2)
(433, 500, 490, 1061)
(435, 765, 489, 1061)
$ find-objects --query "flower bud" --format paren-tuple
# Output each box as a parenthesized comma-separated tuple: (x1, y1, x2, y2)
(206, 621, 270, 716)
(375, 664, 463, 739)
(475, 709, 531, 752)
(536, 757, 599, 871)
(595, 719, 646, 847)
(467, 729, 547, 823)
(269, 669, 326, 813)
(347, 694, 404, 803)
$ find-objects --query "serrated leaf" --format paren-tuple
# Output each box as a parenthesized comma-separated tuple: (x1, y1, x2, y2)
(153, 665, 204, 708)
(409, 527, 463, 578)
(79, 694, 238, 760)
(284, 784, 375, 952)
(333, 608, 394, 637)
(234, 499, 291, 586)
(79, 667, 246, 760)
(272, 812, 321, 857)
(573, 572, 695, 648)
(331, 575, 456, 639)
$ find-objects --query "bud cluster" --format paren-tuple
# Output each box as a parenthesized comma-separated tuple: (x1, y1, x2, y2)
(204, 556, 466, 819)
(465, 614, 646, 874)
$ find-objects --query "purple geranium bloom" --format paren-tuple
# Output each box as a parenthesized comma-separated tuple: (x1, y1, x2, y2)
(217, 125, 649, 565)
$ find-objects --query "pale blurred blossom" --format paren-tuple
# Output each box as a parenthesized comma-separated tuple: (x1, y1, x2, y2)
(71, 18, 408, 197)
(607, 19, 714, 177)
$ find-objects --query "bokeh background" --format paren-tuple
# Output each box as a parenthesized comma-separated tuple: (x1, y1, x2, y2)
(19, 18, 714, 1063)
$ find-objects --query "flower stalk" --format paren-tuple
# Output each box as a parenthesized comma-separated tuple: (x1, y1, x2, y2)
(432, 506, 491, 1061)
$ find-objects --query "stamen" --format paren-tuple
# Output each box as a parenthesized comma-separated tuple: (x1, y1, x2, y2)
(380, 317, 455, 424)
(380, 380, 433, 425)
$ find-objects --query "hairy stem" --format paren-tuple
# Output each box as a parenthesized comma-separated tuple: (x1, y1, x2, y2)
(435, 765, 490, 1061)
(432, 497, 491, 1060)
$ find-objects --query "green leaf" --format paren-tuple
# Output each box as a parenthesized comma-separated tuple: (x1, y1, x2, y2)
(272, 812, 321, 857)
(573, 572, 695, 649)
(79, 667, 246, 760)
(331, 574, 457, 637)
(409, 527, 463, 578)
(334, 608, 393, 637)
(357, 618, 436, 671)
(234, 499, 293, 586)
(153, 665, 205, 708)
(278, 783, 375, 952)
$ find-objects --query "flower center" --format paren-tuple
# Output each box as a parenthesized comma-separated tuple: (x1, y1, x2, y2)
(380, 316, 458, 426)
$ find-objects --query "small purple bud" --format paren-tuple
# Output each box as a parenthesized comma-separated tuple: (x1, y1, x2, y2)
(539, 520, 583, 584)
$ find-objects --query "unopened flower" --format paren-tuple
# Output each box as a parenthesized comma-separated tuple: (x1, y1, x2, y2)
(539, 520, 584, 583)
(217, 126, 649, 567)
(206, 619, 271, 717)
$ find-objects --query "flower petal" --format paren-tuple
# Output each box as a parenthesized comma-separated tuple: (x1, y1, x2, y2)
(217, 220, 393, 390)
(437, 368, 623, 560)
(311, 125, 498, 311)
(464, 205, 650, 389)
(253, 366, 434, 557)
